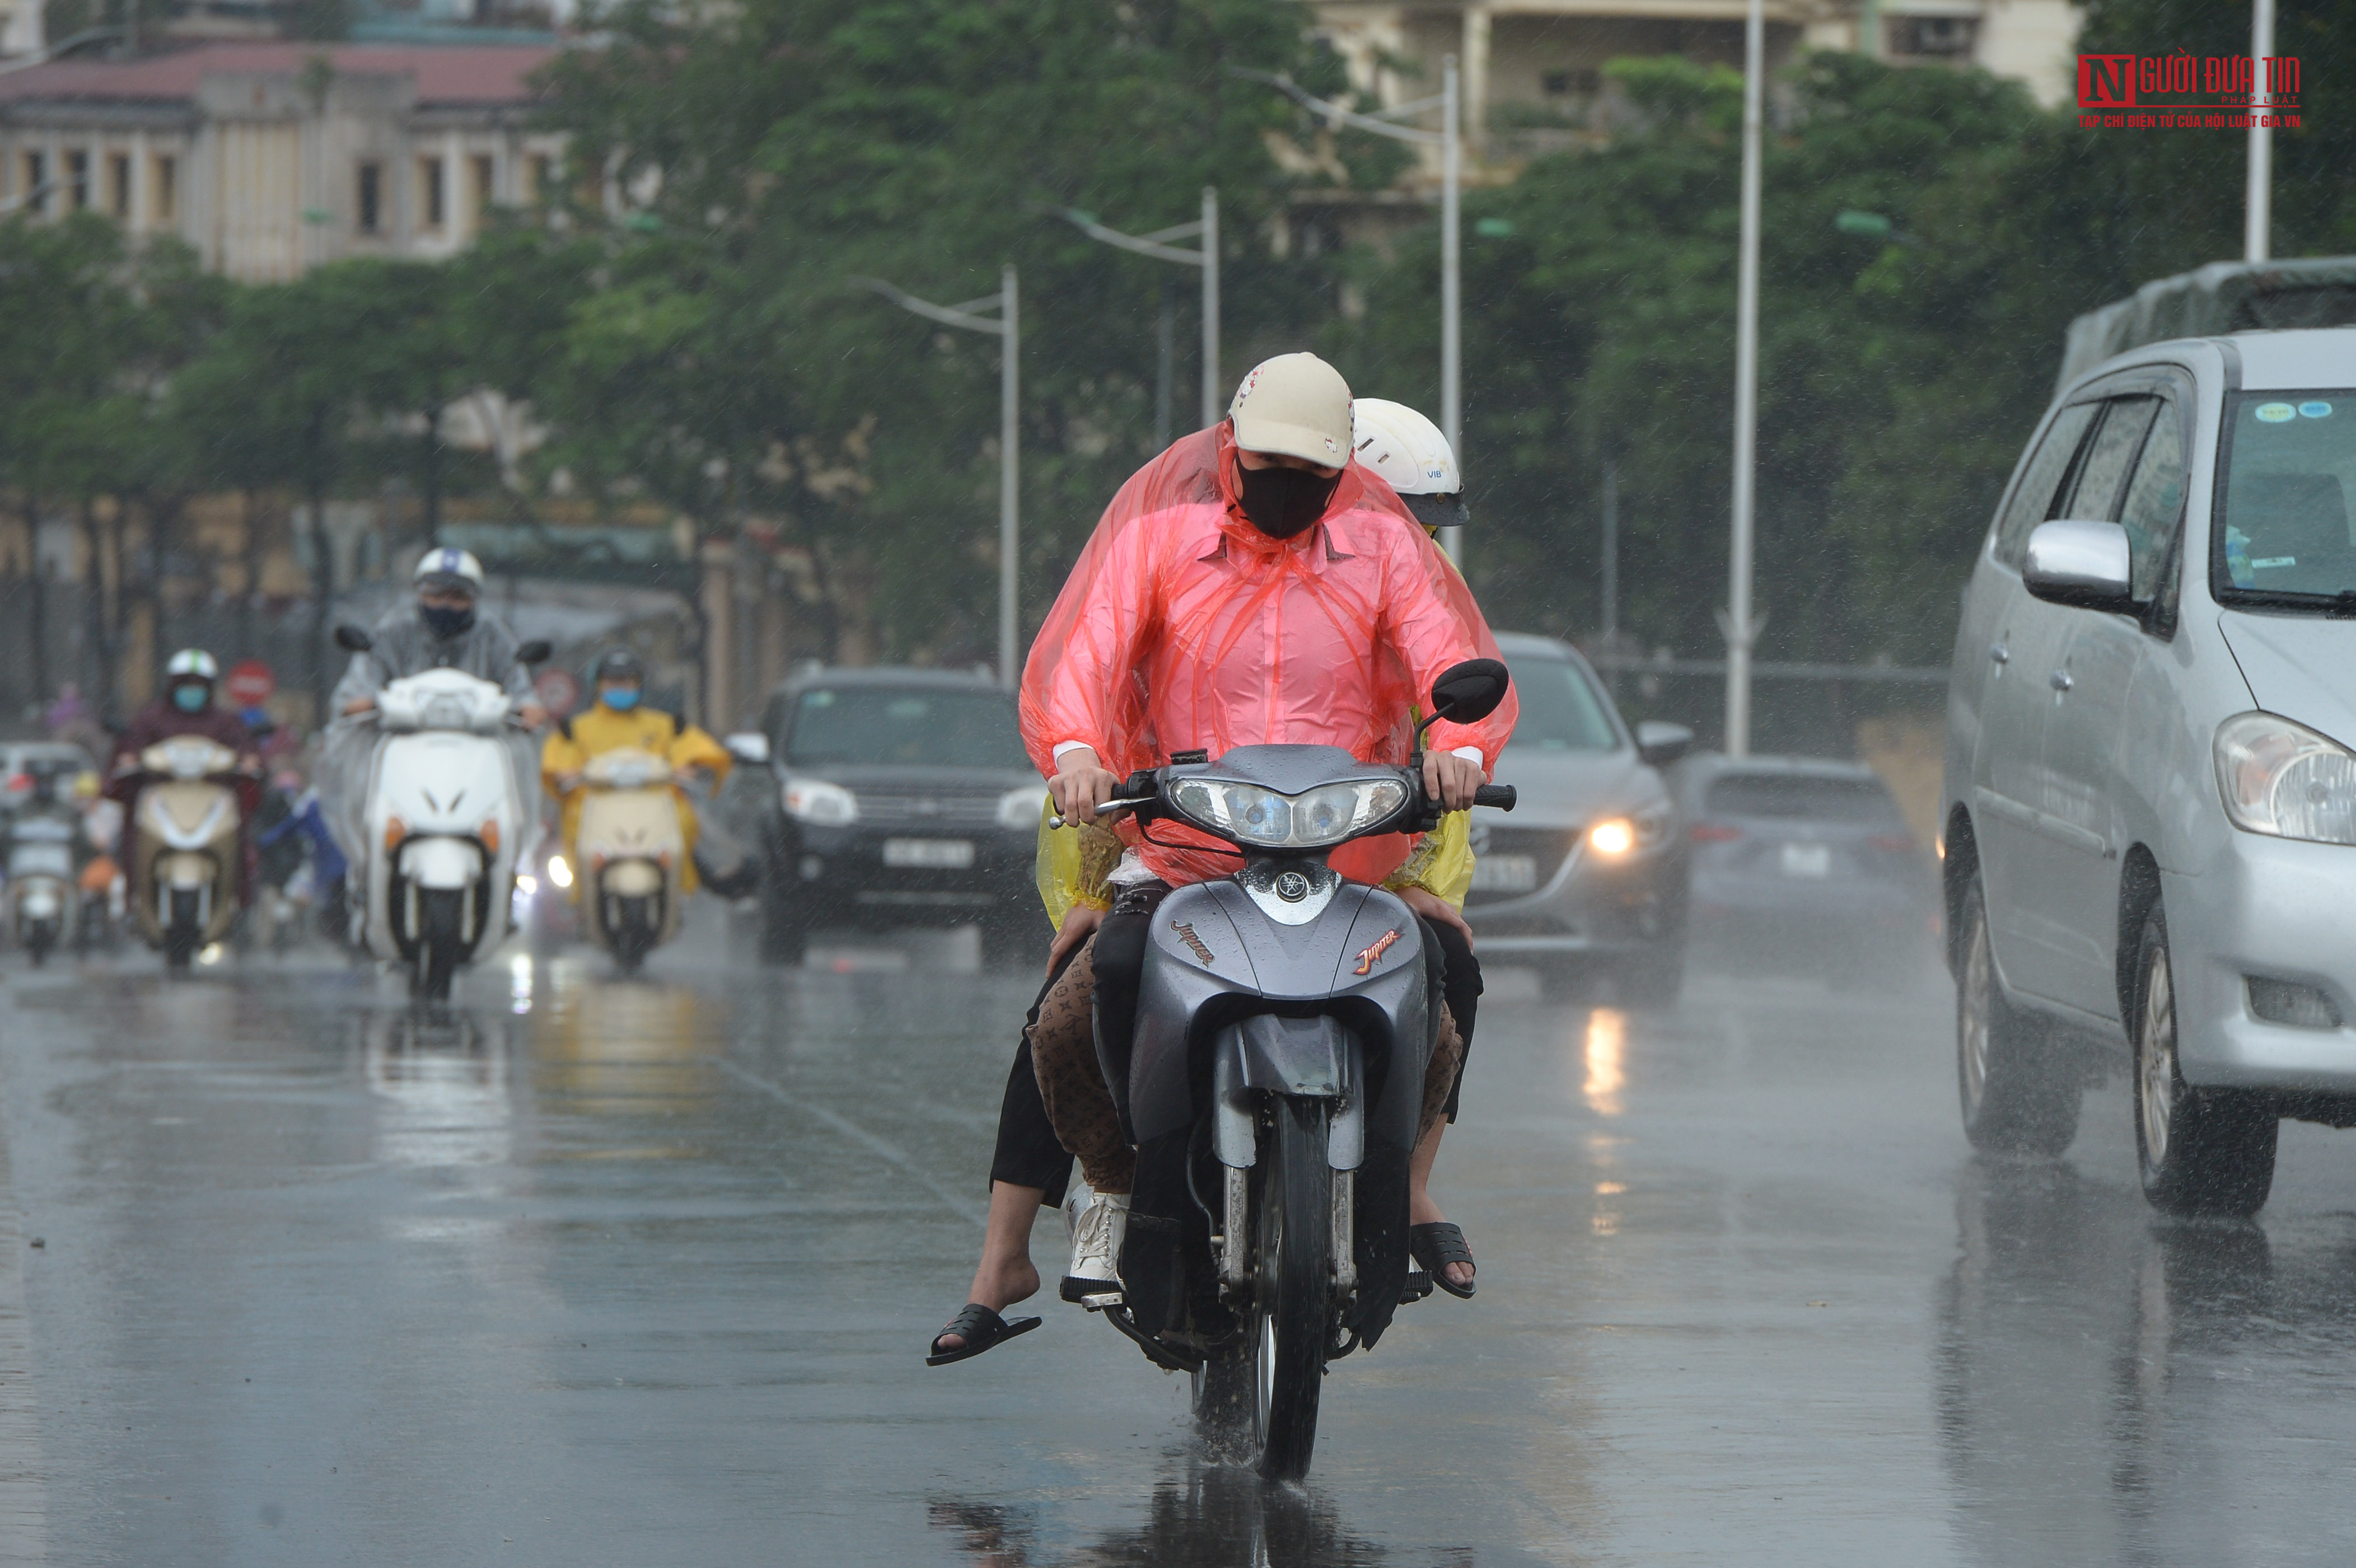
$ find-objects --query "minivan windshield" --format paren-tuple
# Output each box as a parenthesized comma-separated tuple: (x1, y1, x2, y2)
(783, 687, 1031, 770)
(2214, 391, 2356, 609)
(1502, 657, 1621, 752)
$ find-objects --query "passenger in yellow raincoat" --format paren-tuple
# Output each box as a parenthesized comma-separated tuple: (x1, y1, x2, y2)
(540, 649, 733, 894)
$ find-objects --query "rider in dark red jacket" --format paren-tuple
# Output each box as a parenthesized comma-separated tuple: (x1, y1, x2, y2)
(107, 649, 263, 893)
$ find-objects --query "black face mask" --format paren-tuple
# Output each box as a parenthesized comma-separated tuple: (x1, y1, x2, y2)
(421, 603, 475, 640)
(1235, 461, 1341, 540)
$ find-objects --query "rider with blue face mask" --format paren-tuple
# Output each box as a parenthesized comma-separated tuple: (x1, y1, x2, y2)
(540, 648, 733, 898)
(105, 649, 264, 891)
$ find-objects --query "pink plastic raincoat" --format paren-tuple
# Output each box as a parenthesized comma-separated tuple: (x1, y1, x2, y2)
(1021, 424, 1518, 888)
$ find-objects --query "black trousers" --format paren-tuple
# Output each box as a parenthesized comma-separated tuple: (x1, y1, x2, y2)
(986, 895, 1484, 1207)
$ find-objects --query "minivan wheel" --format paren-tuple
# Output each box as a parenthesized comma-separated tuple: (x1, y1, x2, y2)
(1956, 876, 2079, 1156)
(2132, 905, 2277, 1216)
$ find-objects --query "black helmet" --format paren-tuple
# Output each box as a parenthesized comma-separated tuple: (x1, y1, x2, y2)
(592, 648, 645, 684)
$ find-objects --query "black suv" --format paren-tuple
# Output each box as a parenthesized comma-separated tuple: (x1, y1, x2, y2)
(749, 668, 1049, 965)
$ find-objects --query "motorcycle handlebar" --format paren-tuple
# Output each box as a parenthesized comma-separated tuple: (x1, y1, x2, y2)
(1472, 784, 1517, 811)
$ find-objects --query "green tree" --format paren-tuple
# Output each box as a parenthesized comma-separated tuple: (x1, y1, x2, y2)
(532, 0, 1377, 669)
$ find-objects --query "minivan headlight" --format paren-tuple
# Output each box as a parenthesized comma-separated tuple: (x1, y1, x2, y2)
(2213, 713, 2356, 845)
(1171, 778, 1409, 848)
(998, 785, 1049, 830)
(783, 778, 859, 826)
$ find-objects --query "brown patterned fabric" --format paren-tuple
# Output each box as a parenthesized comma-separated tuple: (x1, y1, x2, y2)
(1027, 939, 1135, 1193)
(1029, 935, 1465, 1195)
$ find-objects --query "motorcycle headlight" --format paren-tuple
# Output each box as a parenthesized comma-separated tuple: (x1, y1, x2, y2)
(782, 778, 859, 826)
(998, 785, 1050, 831)
(2214, 712, 2356, 845)
(1170, 778, 1410, 849)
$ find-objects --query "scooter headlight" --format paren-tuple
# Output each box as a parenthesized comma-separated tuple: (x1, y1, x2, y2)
(2214, 712, 2356, 845)
(1170, 778, 1409, 849)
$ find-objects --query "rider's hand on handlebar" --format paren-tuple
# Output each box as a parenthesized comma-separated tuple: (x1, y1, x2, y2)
(516, 701, 549, 731)
(1048, 747, 1125, 825)
(341, 696, 377, 717)
(553, 770, 583, 795)
(1422, 749, 1486, 812)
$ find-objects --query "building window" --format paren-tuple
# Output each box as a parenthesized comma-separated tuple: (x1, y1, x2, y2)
(22, 151, 45, 214)
(154, 155, 177, 223)
(357, 161, 382, 233)
(1541, 68, 1601, 97)
(472, 153, 495, 214)
(66, 149, 88, 210)
(109, 153, 130, 218)
(1886, 15, 1979, 58)
(420, 156, 446, 230)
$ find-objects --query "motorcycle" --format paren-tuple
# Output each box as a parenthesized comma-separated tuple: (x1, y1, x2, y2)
(126, 736, 247, 968)
(1062, 659, 1513, 1481)
(6, 807, 80, 965)
(573, 746, 686, 974)
(337, 626, 550, 1003)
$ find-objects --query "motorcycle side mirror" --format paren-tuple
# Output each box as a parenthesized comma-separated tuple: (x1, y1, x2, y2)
(1416, 658, 1511, 741)
(333, 624, 374, 653)
(515, 639, 553, 666)
(724, 732, 770, 766)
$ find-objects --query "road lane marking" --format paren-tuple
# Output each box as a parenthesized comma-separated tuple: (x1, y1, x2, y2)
(713, 1059, 984, 1227)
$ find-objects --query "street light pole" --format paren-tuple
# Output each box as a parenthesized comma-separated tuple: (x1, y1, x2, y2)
(1721, 0, 1765, 759)
(1232, 65, 1461, 562)
(856, 268, 1022, 689)
(2247, 0, 2275, 262)
(1439, 54, 1463, 564)
(1051, 190, 1222, 433)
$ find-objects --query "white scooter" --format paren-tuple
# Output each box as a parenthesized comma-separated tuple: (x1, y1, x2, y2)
(574, 746, 686, 975)
(6, 811, 79, 966)
(337, 626, 550, 1003)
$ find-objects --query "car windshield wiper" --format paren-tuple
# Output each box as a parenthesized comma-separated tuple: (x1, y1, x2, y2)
(2219, 587, 2356, 617)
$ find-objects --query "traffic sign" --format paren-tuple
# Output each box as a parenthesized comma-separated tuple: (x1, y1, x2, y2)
(225, 659, 275, 708)
(535, 667, 582, 718)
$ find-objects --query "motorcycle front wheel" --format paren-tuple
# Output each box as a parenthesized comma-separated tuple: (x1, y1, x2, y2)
(414, 887, 466, 1003)
(1193, 1095, 1332, 1481)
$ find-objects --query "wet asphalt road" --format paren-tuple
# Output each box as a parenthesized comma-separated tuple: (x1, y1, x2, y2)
(6, 919, 2356, 1565)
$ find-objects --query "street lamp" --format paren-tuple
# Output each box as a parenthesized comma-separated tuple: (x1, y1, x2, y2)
(2247, 0, 2275, 261)
(1721, 0, 1765, 759)
(1054, 188, 1221, 436)
(1235, 58, 1464, 564)
(856, 266, 1021, 689)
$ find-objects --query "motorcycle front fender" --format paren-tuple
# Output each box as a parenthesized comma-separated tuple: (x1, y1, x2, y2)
(401, 836, 482, 890)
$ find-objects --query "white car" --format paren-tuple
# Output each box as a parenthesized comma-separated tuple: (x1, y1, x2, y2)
(1943, 325, 2356, 1215)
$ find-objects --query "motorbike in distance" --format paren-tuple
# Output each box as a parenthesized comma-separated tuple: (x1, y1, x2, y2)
(1059, 659, 1514, 1481)
(335, 625, 551, 1003)
(572, 746, 686, 973)
(123, 736, 249, 968)
(4, 770, 83, 965)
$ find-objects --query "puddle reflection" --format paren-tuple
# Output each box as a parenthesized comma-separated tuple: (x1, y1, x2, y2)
(931, 1459, 1429, 1567)
(1937, 1157, 2356, 1562)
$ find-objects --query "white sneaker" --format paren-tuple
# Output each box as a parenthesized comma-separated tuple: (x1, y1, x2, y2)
(1061, 1189, 1130, 1302)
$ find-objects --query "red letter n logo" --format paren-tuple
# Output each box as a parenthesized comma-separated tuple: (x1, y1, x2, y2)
(2078, 54, 2137, 108)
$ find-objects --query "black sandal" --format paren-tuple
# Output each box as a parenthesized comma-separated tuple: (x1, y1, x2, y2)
(926, 1303, 1042, 1366)
(1408, 1222, 1478, 1299)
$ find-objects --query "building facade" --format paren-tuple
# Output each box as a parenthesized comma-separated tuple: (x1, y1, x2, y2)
(0, 43, 563, 280)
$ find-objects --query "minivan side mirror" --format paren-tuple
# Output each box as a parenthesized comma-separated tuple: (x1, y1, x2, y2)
(333, 624, 373, 653)
(515, 639, 554, 665)
(1418, 658, 1511, 740)
(1635, 720, 1694, 769)
(2023, 519, 2135, 612)
(724, 732, 771, 766)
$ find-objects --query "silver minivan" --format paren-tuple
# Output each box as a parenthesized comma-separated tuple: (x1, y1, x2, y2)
(1943, 326, 2356, 1215)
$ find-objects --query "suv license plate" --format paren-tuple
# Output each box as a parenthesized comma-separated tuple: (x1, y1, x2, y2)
(1470, 855, 1537, 893)
(884, 838, 974, 869)
(1780, 842, 1831, 879)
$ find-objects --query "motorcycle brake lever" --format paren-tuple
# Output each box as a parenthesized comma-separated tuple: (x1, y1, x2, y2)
(1048, 796, 1154, 831)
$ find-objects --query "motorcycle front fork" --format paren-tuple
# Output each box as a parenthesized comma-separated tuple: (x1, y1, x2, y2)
(1212, 1161, 1357, 1299)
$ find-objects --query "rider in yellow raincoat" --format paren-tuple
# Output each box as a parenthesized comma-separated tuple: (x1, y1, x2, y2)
(540, 649, 733, 893)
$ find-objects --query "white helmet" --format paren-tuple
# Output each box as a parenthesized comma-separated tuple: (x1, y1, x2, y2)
(1351, 398, 1467, 532)
(413, 546, 486, 593)
(165, 648, 219, 681)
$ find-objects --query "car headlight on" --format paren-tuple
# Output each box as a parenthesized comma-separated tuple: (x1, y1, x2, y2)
(998, 785, 1050, 830)
(1587, 804, 1671, 858)
(1171, 778, 1410, 849)
(2214, 712, 2356, 845)
(783, 778, 859, 826)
